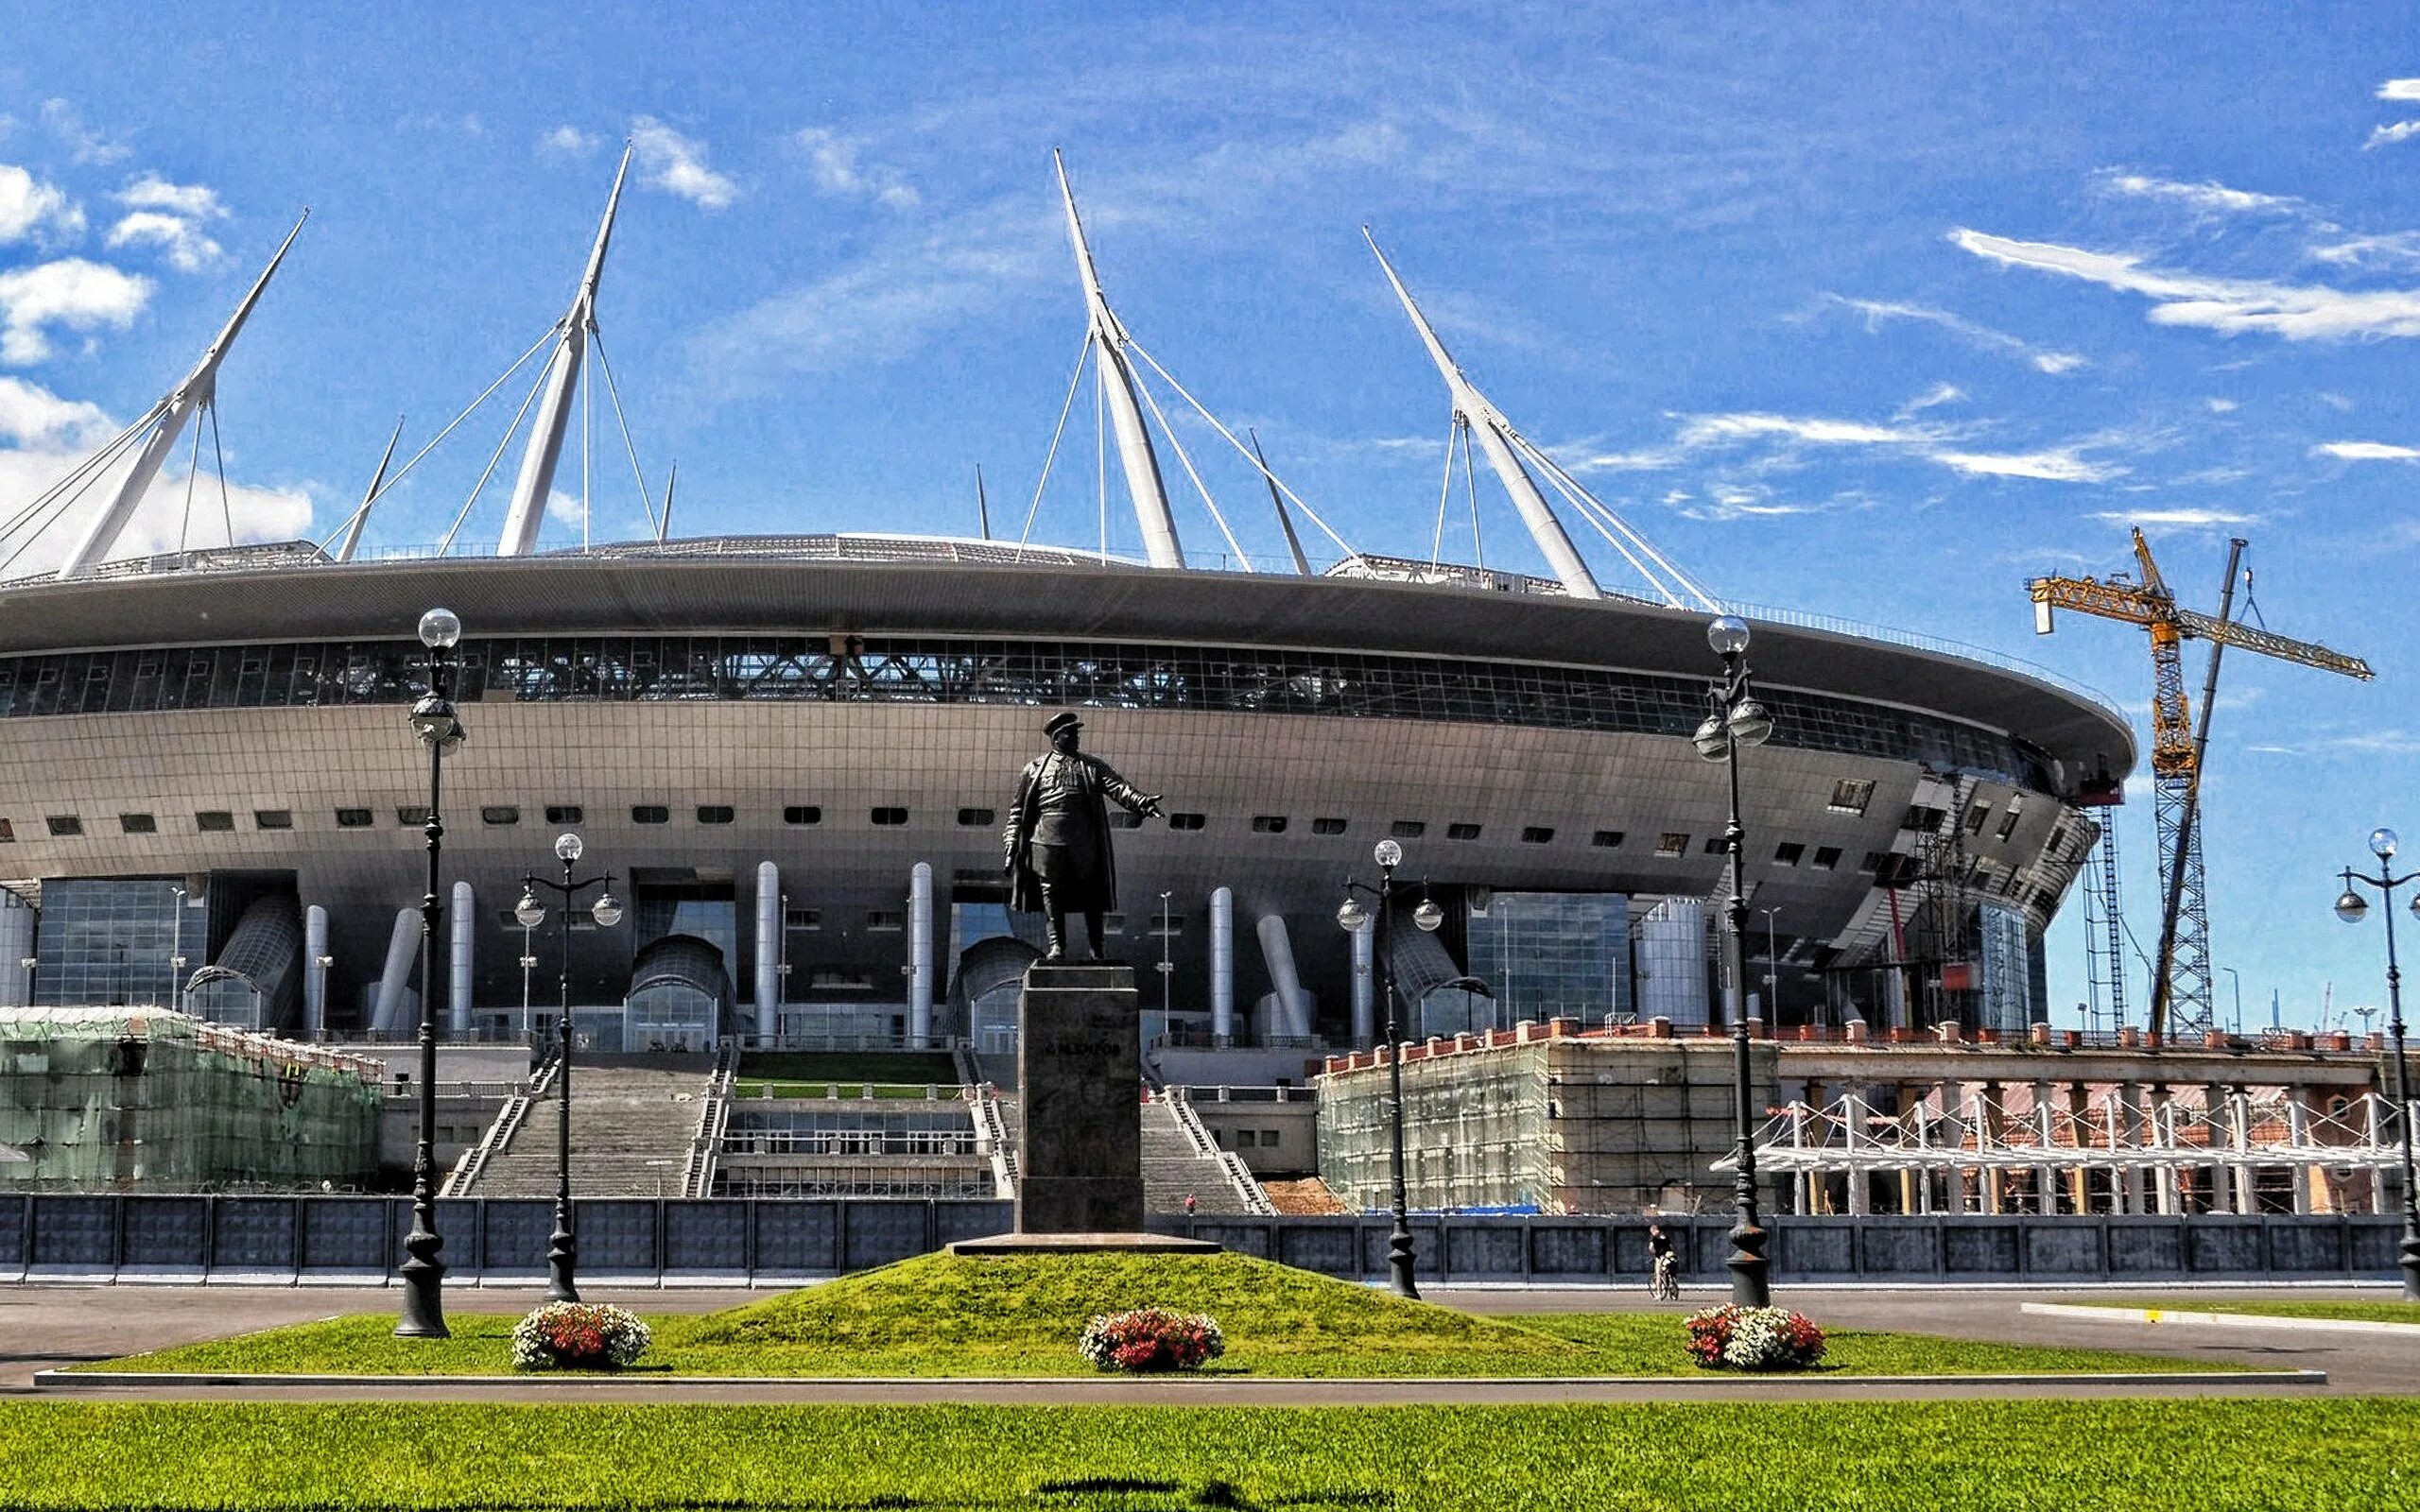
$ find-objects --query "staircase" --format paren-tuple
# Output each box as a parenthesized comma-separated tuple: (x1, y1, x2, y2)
(1143, 1093, 1270, 1215)
(468, 1061, 715, 1197)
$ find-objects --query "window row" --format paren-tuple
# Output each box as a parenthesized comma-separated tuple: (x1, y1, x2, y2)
(0, 635, 2060, 794)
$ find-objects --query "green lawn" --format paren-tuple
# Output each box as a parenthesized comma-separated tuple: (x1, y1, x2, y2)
(0, 1400, 2411, 1510)
(735, 1051, 960, 1084)
(91, 1252, 2225, 1379)
(2079, 1297, 2420, 1325)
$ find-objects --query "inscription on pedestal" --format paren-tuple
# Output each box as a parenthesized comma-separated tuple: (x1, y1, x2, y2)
(1016, 963, 1143, 1234)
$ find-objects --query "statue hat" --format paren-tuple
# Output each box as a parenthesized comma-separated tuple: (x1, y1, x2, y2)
(1043, 711, 1084, 738)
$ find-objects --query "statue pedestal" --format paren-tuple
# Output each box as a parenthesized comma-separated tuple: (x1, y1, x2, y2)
(1014, 963, 1146, 1234)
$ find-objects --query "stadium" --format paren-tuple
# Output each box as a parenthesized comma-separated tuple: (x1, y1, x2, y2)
(0, 154, 2135, 1073)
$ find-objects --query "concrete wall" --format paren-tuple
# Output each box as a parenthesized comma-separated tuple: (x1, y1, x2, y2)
(1189, 1094, 1319, 1176)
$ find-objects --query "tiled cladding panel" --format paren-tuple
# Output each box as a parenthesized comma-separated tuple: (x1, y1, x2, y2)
(0, 635, 2057, 795)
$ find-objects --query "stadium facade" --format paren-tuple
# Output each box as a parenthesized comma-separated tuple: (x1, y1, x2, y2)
(0, 156, 2136, 1063)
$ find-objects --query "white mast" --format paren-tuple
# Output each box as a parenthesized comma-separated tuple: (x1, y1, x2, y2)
(1054, 150, 1184, 570)
(495, 146, 631, 558)
(335, 415, 405, 563)
(1364, 230, 1601, 600)
(54, 212, 308, 580)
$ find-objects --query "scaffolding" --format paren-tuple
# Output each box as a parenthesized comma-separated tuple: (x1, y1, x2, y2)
(0, 1005, 383, 1190)
(1729, 1086, 2412, 1217)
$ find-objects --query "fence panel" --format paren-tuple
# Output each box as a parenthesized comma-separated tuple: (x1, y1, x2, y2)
(300, 1197, 390, 1276)
(26, 1195, 114, 1273)
(211, 1197, 299, 1278)
(580, 1201, 663, 1275)
(751, 1201, 841, 1277)
(665, 1201, 750, 1275)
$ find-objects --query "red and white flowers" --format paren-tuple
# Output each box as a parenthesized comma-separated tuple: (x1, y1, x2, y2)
(1077, 1307, 1226, 1373)
(511, 1301, 651, 1370)
(1684, 1304, 1826, 1371)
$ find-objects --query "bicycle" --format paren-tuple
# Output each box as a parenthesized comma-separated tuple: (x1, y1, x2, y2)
(1650, 1250, 1680, 1301)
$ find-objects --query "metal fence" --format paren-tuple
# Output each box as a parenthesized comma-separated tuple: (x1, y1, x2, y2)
(0, 1195, 2400, 1285)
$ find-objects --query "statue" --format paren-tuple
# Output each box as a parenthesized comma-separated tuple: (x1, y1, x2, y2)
(1004, 712, 1164, 962)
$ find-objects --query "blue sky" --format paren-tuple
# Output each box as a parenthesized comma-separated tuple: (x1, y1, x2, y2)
(1, 3, 2415, 1028)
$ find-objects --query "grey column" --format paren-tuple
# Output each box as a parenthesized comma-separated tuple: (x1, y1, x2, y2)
(303, 903, 329, 1040)
(2118, 1080, 2146, 1215)
(1209, 886, 1234, 1046)
(754, 861, 780, 1044)
(1256, 913, 1311, 1040)
(1350, 916, 1375, 1049)
(908, 861, 934, 1047)
(372, 906, 421, 1038)
(448, 880, 475, 1039)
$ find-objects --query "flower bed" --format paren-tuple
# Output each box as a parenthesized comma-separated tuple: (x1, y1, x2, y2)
(511, 1302, 651, 1371)
(1077, 1307, 1226, 1373)
(1684, 1305, 1825, 1371)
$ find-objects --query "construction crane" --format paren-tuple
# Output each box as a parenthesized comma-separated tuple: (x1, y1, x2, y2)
(2030, 530, 2372, 1044)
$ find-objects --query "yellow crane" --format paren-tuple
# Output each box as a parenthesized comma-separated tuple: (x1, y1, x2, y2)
(2030, 529, 2371, 1044)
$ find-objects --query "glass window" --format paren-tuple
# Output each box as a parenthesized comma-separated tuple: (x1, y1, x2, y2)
(958, 807, 996, 827)
(1447, 822, 1482, 841)
(1703, 836, 1727, 855)
(865, 909, 904, 931)
(784, 805, 822, 825)
(1656, 833, 1688, 857)
(1773, 842, 1804, 867)
(697, 805, 735, 825)
(871, 806, 909, 826)
(632, 804, 670, 825)
(480, 806, 520, 826)
(1391, 820, 1427, 838)
(544, 804, 583, 825)
(119, 813, 156, 834)
(1812, 846, 1842, 870)
(1827, 779, 1876, 815)
(45, 816, 81, 837)
(1251, 815, 1288, 833)
(1167, 812, 1206, 831)
(1311, 816, 1348, 835)
(395, 806, 428, 827)
(253, 810, 292, 831)
(1591, 830, 1624, 849)
(335, 807, 373, 828)
(1520, 826, 1554, 845)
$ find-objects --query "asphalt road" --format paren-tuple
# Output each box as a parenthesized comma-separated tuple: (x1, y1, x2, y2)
(0, 1281, 2407, 1403)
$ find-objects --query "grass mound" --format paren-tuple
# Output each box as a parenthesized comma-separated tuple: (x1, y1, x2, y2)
(689, 1250, 1578, 1370)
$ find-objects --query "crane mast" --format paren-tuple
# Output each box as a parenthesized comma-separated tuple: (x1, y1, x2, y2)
(2030, 530, 2372, 1044)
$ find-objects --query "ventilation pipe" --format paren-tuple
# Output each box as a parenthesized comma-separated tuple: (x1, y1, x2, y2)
(303, 903, 329, 1040)
(1351, 916, 1375, 1048)
(908, 862, 934, 1047)
(753, 861, 780, 1044)
(448, 881, 475, 1039)
(1209, 886, 1235, 1046)
(372, 907, 421, 1038)
(1255, 914, 1313, 1040)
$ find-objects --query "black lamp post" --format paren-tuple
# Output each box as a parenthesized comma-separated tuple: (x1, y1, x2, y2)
(1338, 839, 1444, 1299)
(516, 833, 623, 1303)
(396, 606, 464, 1339)
(2331, 825, 2420, 1302)
(1693, 612, 1775, 1307)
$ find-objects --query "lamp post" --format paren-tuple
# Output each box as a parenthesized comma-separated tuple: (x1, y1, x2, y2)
(1337, 839, 1444, 1299)
(397, 606, 464, 1339)
(516, 833, 623, 1302)
(1693, 613, 1775, 1307)
(2331, 826, 2420, 1301)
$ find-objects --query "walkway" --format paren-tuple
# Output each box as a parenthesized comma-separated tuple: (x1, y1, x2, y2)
(470, 1065, 711, 1197)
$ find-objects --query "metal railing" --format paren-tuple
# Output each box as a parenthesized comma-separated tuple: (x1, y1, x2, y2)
(1161, 1088, 1276, 1216)
(681, 1044, 738, 1199)
(968, 1085, 1019, 1198)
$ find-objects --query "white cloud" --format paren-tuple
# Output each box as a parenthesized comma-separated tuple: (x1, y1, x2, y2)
(0, 164, 84, 246)
(105, 210, 223, 272)
(2366, 121, 2420, 150)
(545, 488, 585, 525)
(1897, 382, 1964, 417)
(2092, 507, 2258, 529)
(630, 116, 735, 210)
(541, 126, 599, 157)
(2098, 171, 2302, 217)
(0, 375, 110, 447)
(1821, 294, 2084, 374)
(2319, 390, 2355, 411)
(2308, 232, 2420, 268)
(0, 258, 152, 364)
(2378, 79, 2420, 100)
(793, 128, 920, 210)
(114, 174, 225, 221)
(2312, 439, 2420, 461)
(1952, 227, 2420, 340)
(2205, 397, 2238, 413)
(38, 99, 127, 165)
(1935, 446, 2123, 483)
(1675, 412, 1942, 448)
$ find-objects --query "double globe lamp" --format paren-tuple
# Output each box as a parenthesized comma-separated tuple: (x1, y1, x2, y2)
(516, 833, 623, 1303)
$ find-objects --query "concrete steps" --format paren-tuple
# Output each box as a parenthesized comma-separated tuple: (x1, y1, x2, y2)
(470, 1065, 712, 1197)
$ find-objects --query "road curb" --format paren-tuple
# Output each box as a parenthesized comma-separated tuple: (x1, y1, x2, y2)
(2022, 1301, 2420, 1336)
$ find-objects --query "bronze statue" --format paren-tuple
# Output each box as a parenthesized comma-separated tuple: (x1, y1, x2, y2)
(1004, 712, 1163, 962)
